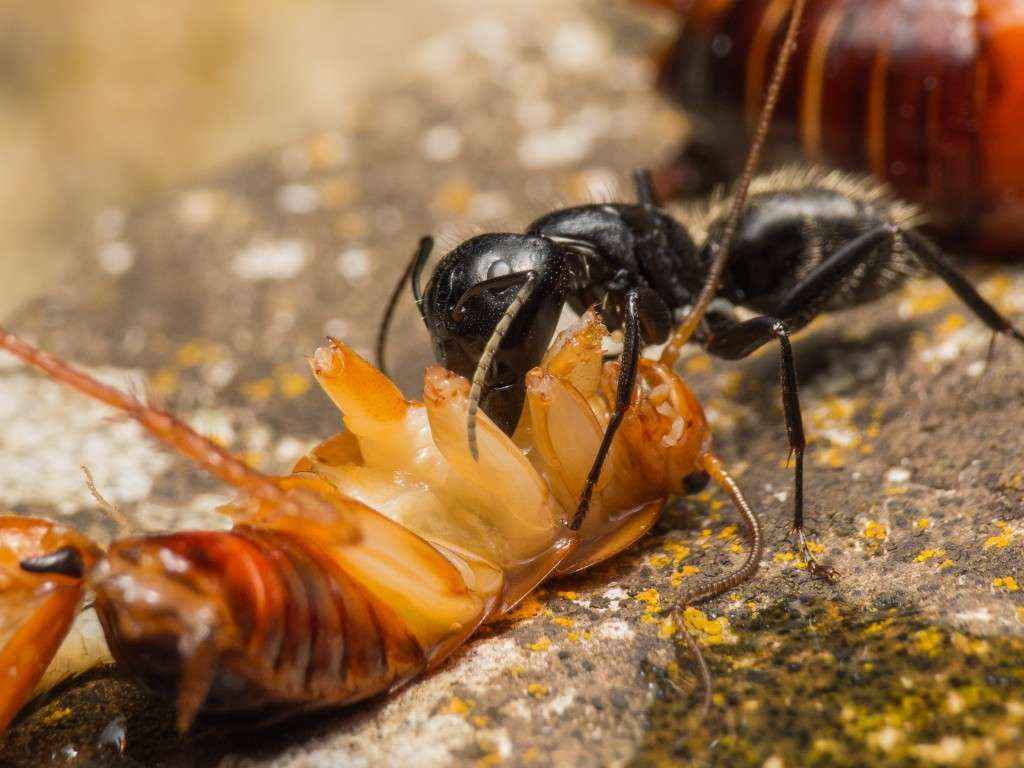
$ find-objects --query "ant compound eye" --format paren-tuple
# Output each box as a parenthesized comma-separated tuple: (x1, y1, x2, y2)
(487, 259, 511, 279)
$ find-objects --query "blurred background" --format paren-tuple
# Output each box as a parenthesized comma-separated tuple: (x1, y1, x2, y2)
(0, 0, 620, 317)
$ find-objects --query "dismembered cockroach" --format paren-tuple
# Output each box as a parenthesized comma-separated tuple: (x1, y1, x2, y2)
(377, 0, 1024, 581)
(644, 0, 1024, 257)
(0, 312, 761, 736)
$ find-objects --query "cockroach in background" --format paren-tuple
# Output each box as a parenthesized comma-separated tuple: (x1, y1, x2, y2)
(0, 312, 762, 736)
(645, 0, 1024, 258)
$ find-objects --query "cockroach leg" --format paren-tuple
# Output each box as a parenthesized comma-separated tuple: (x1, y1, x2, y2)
(669, 452, 765, 718)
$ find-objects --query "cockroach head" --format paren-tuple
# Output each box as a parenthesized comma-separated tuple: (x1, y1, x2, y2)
(91, 534, 230, 731)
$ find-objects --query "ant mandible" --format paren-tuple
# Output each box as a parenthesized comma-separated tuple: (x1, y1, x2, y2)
(377, 0, 1024, 577)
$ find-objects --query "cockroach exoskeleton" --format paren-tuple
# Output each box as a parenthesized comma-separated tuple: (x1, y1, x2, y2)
(0, 311, 761, 736)
(644, 0, 1024, 257)
(377, 0, 1024, 585)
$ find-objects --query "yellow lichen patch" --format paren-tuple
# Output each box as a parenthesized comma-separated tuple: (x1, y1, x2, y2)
(914, 548, 945, 564)
(175, 342, 207, 367)
(774, 551, 796, 563)
(434, 177, 474, 215)
(658, 616, 676, 639)
(936, 313, 966, 335)
(669, 565, 700, 588)
(471, 715, 490, 728)
(276, 369, 311, 399)
(717, 524, 738, 540)
(636, 588, 661, 610)
(441, 696, 474, 716)
(1017, 607, 1024, 624)
(912, 626, 944, 656)
(527, 683, 549, 698)
(914, 517, 931, 531)
(504, 594, 544, 622)
(805, 540, 825, 554)
(150, 368, 180, 397)
(983, 521, 1015, 549)
(648, 553, 671, 569)
(241, 377, 275, 402)
(556, 591, 578, 600)
(816, 446, 849, 468)
(552, 617, 574, 629)
(663, 542, 690, 566)
(899, 280, 953, 318)
(528, 636, 551, 652)
(938, 559, 954, 570)
(863, 521, 888, 541)
(729, 542, 744, 554)
(566, 631, 580, 643)
(992, 576, 1019, 592)
(682, 607, 736, 646)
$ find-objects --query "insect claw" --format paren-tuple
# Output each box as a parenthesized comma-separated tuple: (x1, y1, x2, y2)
(175, 630, 219, 734)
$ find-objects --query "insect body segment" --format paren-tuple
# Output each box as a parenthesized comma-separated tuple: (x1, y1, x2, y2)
(650, 0, 1024, 255)
(0, 313, 755, 733)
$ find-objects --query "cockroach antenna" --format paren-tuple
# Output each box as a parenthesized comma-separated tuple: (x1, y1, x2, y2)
(466, 271, 538, 460)
(375, 236, 434, 377)
(660, 0, 808, 366)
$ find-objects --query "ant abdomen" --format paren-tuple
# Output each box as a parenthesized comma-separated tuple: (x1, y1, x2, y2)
(686, 167, 925, 319)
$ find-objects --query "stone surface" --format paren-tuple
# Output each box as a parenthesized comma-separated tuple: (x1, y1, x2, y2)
(1, 2, 1023, 767)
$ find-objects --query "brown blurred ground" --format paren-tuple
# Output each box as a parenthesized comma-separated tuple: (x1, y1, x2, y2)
(0, 0, 570, 316)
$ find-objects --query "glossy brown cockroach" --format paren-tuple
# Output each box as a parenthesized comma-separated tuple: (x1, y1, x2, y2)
(0, 312, 762, 735)
(644, 0, 1024, 256)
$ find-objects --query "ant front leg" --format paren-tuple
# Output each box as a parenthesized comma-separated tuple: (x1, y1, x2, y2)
(704, 315, 837, 581)
(571, 288, 643, 531)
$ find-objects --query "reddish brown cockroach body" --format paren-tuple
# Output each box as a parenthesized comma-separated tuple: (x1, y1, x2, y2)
(0, 311, 762, 735)
(645, 0, 1024, 256)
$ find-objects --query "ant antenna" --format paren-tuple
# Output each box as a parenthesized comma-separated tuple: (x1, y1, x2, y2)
(467, 271, 538, 460)
(375, 236, 434, 377)
(661, 0, 808, 366)
(81, 465, 137, 535)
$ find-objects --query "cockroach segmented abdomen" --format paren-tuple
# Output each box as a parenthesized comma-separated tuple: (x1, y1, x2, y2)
(94, 528, 425, 731)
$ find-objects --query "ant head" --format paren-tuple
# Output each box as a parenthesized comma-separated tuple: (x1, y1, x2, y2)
(421, 233, 571, 433)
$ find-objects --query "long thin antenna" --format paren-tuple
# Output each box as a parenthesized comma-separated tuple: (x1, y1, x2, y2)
(0, 326, 354, 539)
(660, 0, 807, 366)
(375, 236, 434, 376)
(466, 272, 537, 460)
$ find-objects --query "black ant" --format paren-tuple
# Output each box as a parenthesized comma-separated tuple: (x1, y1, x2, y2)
(376, 0, 1024, 578)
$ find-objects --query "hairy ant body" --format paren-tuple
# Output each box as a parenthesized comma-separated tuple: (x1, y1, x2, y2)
(378, 6, 1024, 574)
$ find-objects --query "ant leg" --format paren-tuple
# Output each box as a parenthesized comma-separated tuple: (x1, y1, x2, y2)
(633, 169, 659, 208)
(704, 316, 837, 581)
(375, 236, 434, 376)
(899, 228, 1024, 346)
(570, 288, 642, 531)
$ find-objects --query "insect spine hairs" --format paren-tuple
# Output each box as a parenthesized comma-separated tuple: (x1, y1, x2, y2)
(467, 272, 538, 460)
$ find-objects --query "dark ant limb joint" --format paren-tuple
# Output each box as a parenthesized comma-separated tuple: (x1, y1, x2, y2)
(378, 165, 1024, 575)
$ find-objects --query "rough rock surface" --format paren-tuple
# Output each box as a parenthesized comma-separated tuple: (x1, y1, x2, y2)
(2, 3, 1023, 767)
